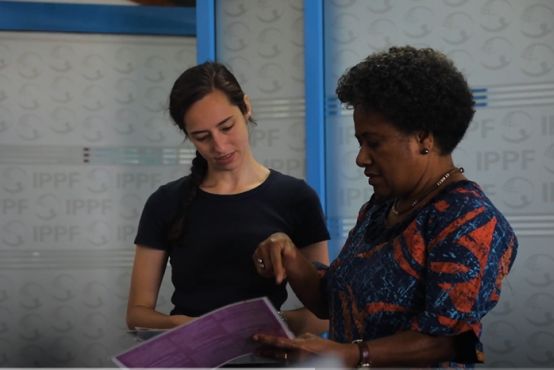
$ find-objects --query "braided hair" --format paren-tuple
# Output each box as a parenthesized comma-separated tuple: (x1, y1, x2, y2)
(167, 61, 254, 244)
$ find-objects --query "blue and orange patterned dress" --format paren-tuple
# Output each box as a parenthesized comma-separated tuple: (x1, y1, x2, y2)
(322, 180, 517, 364)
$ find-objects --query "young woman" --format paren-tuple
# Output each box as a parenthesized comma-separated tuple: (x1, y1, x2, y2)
(126, 62, 329, 335)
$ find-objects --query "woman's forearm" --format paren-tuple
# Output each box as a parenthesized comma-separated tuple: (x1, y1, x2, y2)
(126, 305, 193, 330)
(282, 307, 328, 336)
(357, 330, 457, 367)
(284, 255, 328, 318)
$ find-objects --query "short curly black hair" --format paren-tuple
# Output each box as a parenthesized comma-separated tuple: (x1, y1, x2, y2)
(336, 46, 475, 154)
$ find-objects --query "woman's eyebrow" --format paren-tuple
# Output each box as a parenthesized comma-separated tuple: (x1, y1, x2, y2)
(188, 116, 233, 135)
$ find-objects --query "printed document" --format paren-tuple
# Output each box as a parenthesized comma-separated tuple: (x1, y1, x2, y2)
(113, 297, 293, 368)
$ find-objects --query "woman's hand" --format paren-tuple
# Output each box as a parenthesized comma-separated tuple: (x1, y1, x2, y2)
(252, 232, 299, 284)
(252, 332, 357, 366)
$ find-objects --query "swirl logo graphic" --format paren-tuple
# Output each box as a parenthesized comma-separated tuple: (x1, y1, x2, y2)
(223, 22, 249, 52)
(331, 14, 359, 44)
(17, 51, 42, 79)
(501, 177, 533, 209)
(257, 28, 282, 59)
(35, 194, 60, 221)
(480, 0, 511, 32)
(143, 117, 166, 143)
(367, 19, 397, 51)
(115, 108, 136, 135)
(49, 44, 74, 73)
(50, 106, 76, 134)
(256, 0, 283, 23)
(366, 0, 393, 14)
(2, 220, 25, 247)
(52, 274, 76, 302)
(142, 86, 167, 113)
(82, 85, 108, 112)
(82, 116, 105, 143)
(50, 75, 74, 104)
(402, 6, 433, 38)
(51, 306, 76, 332)
(526, 331, 554, 365)
(1, 167, 26, 193)
(18, 83, 40, 110)
(86, 221, 111, 247)
(20, 283, 45, 310)
(480, 37, 512, 70)
(83, 282, 108, 309)
(114, 78, 137, 105)
(120, 193, 142, 220)
(114, 46, 136, 74)
(144, 55, 167, 82)
(81, 54, 105, 81)
(521, 3, 554, 38)
(442, 12, 473, 45)
(521, 43, 554, 77)
(87, 168, 112, 194)
(501, 111, 533, 143)
(525, 293, 554, 327)
(484, 320, 518, 354)
(524, 253, 554, 287)
(257, 63, 284, 94)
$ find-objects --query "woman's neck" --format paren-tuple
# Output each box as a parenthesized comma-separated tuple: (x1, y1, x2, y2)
(201, 158, 270, 195)
(387, 159, 465, 225)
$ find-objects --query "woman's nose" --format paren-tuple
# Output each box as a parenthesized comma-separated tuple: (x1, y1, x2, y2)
(355, 148, 371, 168)
(211, 132, 226, 152)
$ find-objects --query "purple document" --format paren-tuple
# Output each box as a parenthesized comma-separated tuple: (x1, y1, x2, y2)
(113, 297, 293, 368)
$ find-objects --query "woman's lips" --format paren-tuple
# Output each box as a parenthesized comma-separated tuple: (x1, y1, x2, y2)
(215, 152, 235, 164)
(365, 172, 381, 185)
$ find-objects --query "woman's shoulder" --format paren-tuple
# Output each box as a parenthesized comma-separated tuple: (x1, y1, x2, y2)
(434, 180, 492, 211)
(425, 180, 513, 231)
(148, 174, 191, 202)
(266, 169, 314, 192)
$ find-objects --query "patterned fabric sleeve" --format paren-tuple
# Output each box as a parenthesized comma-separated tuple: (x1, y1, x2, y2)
(409, 197, 517, 361)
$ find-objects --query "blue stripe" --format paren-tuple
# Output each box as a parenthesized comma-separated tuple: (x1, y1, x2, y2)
(304, 0, 326, 212)
(0, 1, 195, 35)
(196, 0, 216, 62)
(471, 88, 488, 93)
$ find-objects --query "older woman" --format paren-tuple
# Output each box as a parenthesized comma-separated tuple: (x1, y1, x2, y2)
(252, 46, 517, 367)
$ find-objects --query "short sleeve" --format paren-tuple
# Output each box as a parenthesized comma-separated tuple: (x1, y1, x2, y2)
(134, 188, 172, 250)
(289, 181, 330, 248)
(410, 204, 517, 361)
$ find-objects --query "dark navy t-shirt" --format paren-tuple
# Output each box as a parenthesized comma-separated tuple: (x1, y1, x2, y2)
(134, 170, 330, 316)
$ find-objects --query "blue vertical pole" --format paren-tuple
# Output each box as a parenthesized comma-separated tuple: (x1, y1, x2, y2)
(196, 0, 216, 62)
(304, 0, 326, 212)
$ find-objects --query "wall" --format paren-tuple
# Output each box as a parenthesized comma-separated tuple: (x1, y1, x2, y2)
(0, 5, 196, 365)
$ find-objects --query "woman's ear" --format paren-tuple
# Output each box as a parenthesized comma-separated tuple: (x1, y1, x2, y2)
(417, 131, 434, 153)
(244, 95, 253, 118)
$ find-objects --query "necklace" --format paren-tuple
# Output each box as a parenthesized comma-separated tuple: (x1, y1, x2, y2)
(391, 167, 464, 216)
